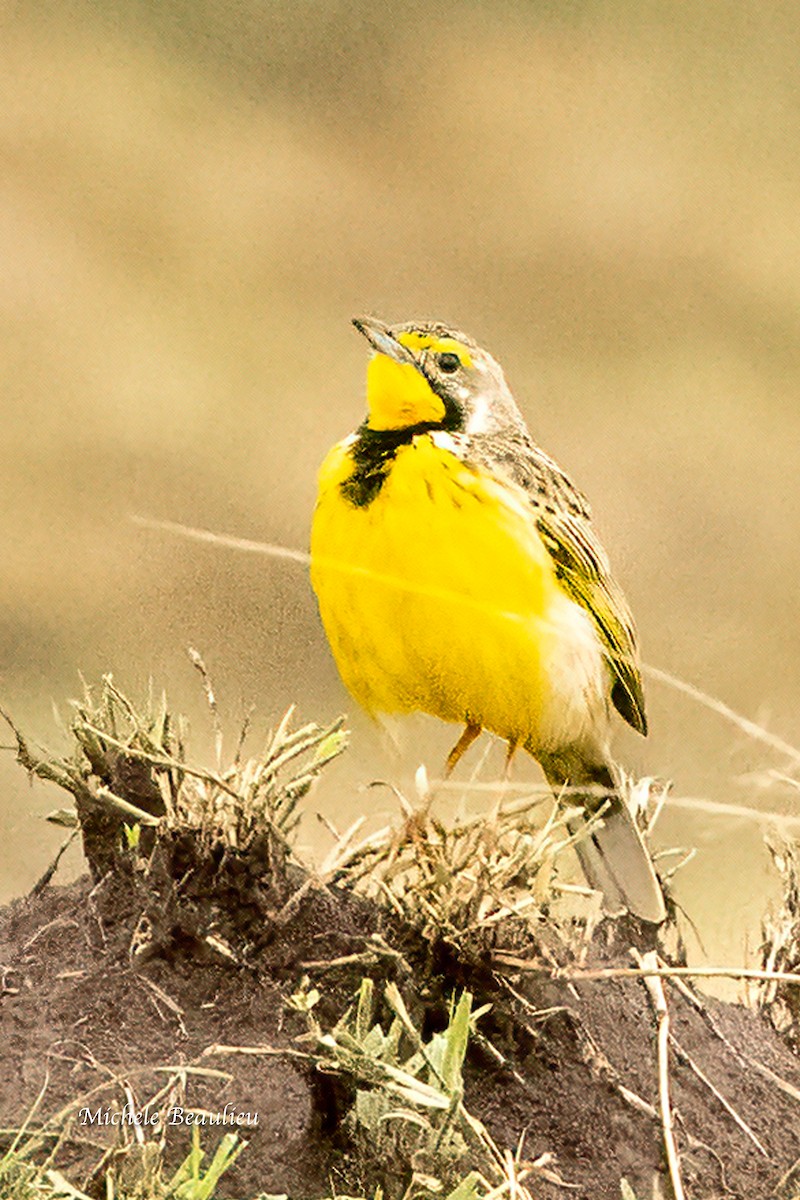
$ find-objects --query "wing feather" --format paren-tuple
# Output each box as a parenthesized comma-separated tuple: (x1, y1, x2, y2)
(466, 429, 647, 736)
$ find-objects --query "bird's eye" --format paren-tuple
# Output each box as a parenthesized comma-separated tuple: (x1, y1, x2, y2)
(437, 352, 461, 373)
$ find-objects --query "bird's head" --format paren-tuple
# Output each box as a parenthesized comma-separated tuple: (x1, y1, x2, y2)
(353, 317, 524, 436)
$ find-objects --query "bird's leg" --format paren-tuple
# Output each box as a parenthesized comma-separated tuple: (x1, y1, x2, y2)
(503, 739, 519, 781)
(445, 722, 482, 776)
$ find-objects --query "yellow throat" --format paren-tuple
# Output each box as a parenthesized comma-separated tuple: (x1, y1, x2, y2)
(364, 331, 473, 431)
(365, 354, 444, 430)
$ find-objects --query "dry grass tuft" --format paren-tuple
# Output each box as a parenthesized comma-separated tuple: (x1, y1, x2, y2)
(320, 771, 612, 960)
(2, 659, 348, 962)
(759, 835, 800, 1049)
(5, 659, 346, 853)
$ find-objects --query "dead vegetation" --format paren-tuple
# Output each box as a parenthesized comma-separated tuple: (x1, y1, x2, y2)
(1, 665, 800, 1200)
(3, 659, 346, 966)
(760, 836, 800, 1053)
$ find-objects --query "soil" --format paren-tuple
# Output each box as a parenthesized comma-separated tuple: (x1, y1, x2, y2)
(1, 866, 800, 1200)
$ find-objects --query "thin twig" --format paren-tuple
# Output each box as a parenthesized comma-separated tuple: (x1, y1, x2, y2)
(666, 794, 800, 830)
(128, 514, 800, 780)
(30, 829, 80, 896)
(202, 1043, 314, 1062)
(645, 664, 800, 769)
(440, 781, 800, 830)
(188, 648, 223, 772)
(93, 785, 162, 826)
(492, 956, 800, 987)
(667, 1031, 767, 1156)
(471, 1030, 538, 1100)
(22, 917, 80, 954)
(495, 976, 658, 1121)
(130, 515, 311, 563)
(130, 514, 800, 771)
(633, 949, 685, 1200)
(121, 1082, 146, 1145)
(667, 970, 800, 1107)
(80, 722, 240, 799)
(137, 977, 187, 1038)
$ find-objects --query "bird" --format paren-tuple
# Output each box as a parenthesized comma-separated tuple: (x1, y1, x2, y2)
(310, 316, 666, 924)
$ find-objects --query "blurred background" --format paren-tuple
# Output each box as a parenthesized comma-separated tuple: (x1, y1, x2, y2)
(2, 0, 799, 975)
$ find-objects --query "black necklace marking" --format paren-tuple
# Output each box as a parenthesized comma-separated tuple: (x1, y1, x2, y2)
(341, 377, 466, 507)
(340, 422, 442, 508)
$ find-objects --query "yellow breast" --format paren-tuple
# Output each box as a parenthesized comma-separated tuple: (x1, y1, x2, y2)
(310, 432, 607, 751)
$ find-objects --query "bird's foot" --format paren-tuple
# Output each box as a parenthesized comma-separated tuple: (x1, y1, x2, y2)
(444, 722, 482, 776)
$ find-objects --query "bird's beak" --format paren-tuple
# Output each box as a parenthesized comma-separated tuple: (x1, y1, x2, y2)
(352, 316, 420, 368)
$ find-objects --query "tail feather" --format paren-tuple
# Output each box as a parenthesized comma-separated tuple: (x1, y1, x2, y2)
(540, 755, 666, 924)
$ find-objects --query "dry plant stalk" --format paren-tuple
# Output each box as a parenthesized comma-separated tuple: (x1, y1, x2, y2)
(492, 956, 800, 987)
(632, 949, 686, 1200)
(759, 835, 800, 1047)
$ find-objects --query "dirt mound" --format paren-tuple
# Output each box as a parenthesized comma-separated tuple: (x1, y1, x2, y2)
(3, 678, 799, 1199)
(1, 867, 799, 1200)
